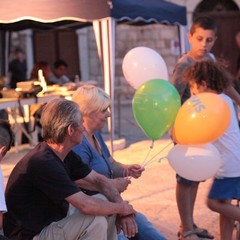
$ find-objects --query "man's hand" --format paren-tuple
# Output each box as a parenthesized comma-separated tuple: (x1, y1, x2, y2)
(116, 214, 138, 238)
(113, 178, 131, 193)
(119, 201, 136, 217)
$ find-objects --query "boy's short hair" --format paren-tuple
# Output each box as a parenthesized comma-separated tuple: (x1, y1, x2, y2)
(14, 47, 24, 54)
(190, 16, 218, 35)
(53, 59, 68, 69)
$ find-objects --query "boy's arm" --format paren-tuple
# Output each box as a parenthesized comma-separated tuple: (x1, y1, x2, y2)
(171, 62, 187, 98)
(224, 86, 240, 106)
(171, 59, 192, 104)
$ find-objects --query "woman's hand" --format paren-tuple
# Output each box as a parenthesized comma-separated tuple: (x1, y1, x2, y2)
(127, 164, 145, 178)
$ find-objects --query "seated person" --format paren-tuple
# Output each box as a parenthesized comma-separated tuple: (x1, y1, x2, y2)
(29, 61, 52, 132)
(0, 120, 13, 240)
(30, 61, 53, 86)
(3, 98, 137, 240)
(0, 77, 8, 120)
(48, 59, 70, 85)
(72, 85, 167, 240)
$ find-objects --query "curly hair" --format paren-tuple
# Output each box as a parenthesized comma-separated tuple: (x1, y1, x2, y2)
(183, 61, 232, 93)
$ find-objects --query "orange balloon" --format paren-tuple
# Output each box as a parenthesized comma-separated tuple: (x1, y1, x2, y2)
(172, 93, 231, 144)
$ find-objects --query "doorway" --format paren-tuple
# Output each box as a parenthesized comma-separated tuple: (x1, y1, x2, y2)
(33, 29, 80, 81)
(194, 0, 240, 75)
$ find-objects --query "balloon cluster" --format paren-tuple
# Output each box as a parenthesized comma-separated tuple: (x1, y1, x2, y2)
(168, 92, 231, 181)
(122, 47, 180, 141)
(122, 47, 180, 168)
(122, 47, 231, 181)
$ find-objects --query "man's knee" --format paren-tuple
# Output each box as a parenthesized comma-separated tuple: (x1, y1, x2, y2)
(34, 214, 109, 240)
(73, 213, 108, 232)
(94, 216, 108, 230)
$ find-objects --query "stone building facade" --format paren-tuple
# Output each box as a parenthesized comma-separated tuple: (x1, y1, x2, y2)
(8, 0, 240, 98)
(85, 0, 240, 97)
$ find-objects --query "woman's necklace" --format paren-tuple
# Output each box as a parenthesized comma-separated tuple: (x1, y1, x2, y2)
(85, 131, 113, 178)
(85, 132, 102, 155)
(92, 135, 102, 155)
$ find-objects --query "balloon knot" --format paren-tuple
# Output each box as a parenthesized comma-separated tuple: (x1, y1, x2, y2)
(150, 140, 154, 149)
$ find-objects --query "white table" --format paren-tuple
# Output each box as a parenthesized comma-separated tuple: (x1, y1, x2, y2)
(0, 93, 61, 152)
(0, 93, 61, 110)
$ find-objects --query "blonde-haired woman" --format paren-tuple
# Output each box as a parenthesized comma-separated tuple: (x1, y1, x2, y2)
(72, 85, 167, 240)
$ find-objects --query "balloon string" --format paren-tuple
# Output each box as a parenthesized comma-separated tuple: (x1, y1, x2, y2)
(142, 140, 173, 168)
(141, 140, 154, 168)
(158, 156, 167, 163)
(145, 140, 173, 166)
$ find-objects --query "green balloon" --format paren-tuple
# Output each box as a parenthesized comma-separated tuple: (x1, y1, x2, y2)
(132, 79, 181, 140)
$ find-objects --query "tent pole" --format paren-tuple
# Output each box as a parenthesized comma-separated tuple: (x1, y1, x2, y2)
(93, 18, 116, 155)
(179, 25, 189, 56)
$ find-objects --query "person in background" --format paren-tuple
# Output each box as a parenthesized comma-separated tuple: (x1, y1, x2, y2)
(30, 61, 53, 85)
(29, 61, 53, 132)
(0, 120, 13, 240)
(8, 47, 27, 89)
(3, 98, 137, 240)
(183, 60, 240, 240)
(72, 84, 167, 240)
(0, 78, 8, 120)
(48, 59, 70, 85)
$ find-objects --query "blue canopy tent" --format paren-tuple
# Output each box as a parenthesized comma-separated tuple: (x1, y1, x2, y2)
(112, 0, 186, 25)
(0, 0, 187, 153)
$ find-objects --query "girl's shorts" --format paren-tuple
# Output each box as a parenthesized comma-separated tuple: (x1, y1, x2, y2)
(208, 177, 240, 200)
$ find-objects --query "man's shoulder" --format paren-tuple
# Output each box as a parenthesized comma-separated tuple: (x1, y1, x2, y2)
(60, 75, 70, 84)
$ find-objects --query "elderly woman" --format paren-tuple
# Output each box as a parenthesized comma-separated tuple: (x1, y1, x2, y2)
(72, 85, 167, 240)
(3, 98, 136, 240)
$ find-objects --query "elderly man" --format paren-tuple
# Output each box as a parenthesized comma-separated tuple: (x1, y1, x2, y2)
(3, 98, 137, 240)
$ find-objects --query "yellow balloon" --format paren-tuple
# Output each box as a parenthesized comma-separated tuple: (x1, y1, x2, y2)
(172, 93, 231, 144)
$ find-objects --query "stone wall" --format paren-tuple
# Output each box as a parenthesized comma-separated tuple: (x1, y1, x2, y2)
(87, 24, 180, 99)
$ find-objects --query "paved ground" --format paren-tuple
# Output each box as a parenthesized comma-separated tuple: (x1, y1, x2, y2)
(1, 102, 224, 239)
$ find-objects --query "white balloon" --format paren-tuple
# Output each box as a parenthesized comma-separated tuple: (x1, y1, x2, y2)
(167, 144, 222, 181)
(122, 47, 169, 89)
